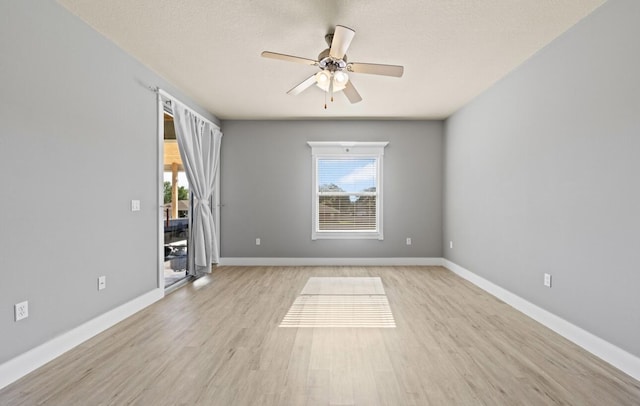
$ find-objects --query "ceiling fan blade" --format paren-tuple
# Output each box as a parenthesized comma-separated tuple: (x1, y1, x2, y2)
(343, 81, 362, 104)
(261, 51, 318, 66)
(347, 62, 404, 77)
(329, 25, 355, 60)
(287, 74, 317, 96)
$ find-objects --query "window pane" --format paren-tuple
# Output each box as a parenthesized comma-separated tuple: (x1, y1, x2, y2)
(318, 195, 377, 231)
(318, 158, 376, 194)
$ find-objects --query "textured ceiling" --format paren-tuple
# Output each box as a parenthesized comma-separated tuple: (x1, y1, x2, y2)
(57, 0, 605, 119)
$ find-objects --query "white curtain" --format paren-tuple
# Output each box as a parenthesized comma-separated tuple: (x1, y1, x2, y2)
(172, 100, 222, 275)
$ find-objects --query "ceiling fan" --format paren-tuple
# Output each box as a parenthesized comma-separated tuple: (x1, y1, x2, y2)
(261, 25, 404, 108)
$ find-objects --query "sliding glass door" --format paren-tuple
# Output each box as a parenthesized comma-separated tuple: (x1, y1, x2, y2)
(162, 112, 190, 288)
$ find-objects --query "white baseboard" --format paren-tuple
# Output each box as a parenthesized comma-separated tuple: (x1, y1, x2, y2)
(218, 257, 444, 266)
(442, 259, 640, 381)
(0, 288, 164, 390)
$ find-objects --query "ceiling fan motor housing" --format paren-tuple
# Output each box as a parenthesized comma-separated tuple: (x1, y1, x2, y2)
(317, 49, 347, 71)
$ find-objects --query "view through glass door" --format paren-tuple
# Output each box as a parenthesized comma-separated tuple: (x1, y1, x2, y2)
(163, 113, 190, 288)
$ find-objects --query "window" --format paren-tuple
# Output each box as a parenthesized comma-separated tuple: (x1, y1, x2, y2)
(308, 141, 388, 240)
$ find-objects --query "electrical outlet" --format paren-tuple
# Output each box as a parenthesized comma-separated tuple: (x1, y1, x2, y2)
(98, 276, 106, 291)
(544, 273, 552, 288)
(449, 241, 453, 249)
(406, 237, 412, 245)
(131, 200, 141, 212)
(255, 238, 261, 246)
(15, 301, 28, 321)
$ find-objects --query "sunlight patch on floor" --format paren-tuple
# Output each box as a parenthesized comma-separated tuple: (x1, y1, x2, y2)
(281, 277, 396, 328)
(301, 276, 386, 295)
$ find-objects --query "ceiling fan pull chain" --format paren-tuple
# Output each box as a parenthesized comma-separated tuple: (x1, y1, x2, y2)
(324, 90, 327, 109)
(329, 74, 334, 102)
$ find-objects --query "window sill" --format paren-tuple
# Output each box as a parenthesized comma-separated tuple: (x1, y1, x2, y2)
(312, 232, 383, 240)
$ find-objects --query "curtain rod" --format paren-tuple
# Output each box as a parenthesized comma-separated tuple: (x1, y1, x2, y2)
(157, 88, 220, 130)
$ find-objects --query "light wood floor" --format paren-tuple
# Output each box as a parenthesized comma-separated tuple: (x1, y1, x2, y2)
(1, 266, 639, 405)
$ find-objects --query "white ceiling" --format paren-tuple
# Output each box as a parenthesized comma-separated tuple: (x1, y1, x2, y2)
(58, 0, 605, 120)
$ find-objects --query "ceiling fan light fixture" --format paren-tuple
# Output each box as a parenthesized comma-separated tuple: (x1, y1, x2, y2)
(316, 70, 330, 85)
(334, 71, 349, 86)
(315, 70, 347, 92)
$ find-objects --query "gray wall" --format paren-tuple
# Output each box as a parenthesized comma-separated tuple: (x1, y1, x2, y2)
(444, 0, 640, 357)
(0, 0, 217, 363)
(220, 120, 443, 258)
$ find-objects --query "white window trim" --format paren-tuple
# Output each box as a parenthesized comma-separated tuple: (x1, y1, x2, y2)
(308, 141, 388, 240)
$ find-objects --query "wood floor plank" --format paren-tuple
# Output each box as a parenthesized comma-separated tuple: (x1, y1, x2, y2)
(1, 266, 639, 405)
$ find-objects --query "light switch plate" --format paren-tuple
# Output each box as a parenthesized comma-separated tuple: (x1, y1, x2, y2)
(131, 200, 141, 211)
